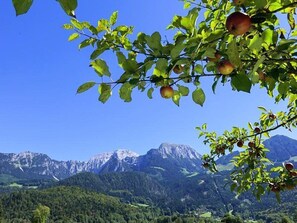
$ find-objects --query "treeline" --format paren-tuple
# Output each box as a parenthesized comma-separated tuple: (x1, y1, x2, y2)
(0, 186, 296, 223)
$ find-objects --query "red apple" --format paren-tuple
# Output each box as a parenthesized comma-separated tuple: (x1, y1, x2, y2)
(217, 60, 234, 75)
(284, 162, 294, 171)
(237, 140, 244, 147)
(160, 86, 174, 99)
(248, 141, 255, 148)
(254, 127, 261, 134)
(226, 12, 251, 36)
(173, 65, 184, 74)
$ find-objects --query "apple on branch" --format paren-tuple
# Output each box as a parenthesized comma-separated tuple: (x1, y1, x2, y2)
(160, 86, 174, 99)
(217, 60, 234, 75)
(226, 12, 251, 36)
(173, 65, 184, 74)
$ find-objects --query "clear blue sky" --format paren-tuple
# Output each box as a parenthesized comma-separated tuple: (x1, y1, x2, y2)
(1, 0, 296, 161)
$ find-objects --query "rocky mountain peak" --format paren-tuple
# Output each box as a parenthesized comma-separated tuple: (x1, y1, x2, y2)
(157, 143, 201, 159)
(112, 149, 139, 160)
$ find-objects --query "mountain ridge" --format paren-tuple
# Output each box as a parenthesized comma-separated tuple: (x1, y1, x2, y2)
(1, 135, 297, 181)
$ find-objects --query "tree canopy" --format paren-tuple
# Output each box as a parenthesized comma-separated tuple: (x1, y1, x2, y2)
(11, 0, 297, 200)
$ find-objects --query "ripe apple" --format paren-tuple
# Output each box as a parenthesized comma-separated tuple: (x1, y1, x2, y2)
(226, 12, 251, 36)
(233, 0, 245, 5)
(284, 162, 294, 171)
(237, 140, 244, 147)
(160, 86, 174, 99)
(207, 52, 222, 62)
(173, 65, 184, 74)
(248, 141, 255, 148)
(217, 60, 234, 75)
(254, 127, 261, 134)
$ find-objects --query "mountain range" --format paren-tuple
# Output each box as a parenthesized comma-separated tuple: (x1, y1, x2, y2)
(0, 143, 203, 181)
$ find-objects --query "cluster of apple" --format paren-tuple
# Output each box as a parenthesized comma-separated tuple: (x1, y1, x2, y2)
(159, 65, 184, 99)
(269, 162, 297, 192)
(209, 0, 252, 75)
(160, 0, 252, 98)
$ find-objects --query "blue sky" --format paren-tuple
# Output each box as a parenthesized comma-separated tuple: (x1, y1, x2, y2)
(1, 0, 296, 161)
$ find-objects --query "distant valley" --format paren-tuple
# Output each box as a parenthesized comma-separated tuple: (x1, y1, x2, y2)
(0, 135, 297, 222)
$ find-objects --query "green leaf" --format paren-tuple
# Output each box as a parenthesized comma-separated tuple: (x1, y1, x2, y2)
(63, 24, 74, 30)
(192, 88, 205, 106)
(262, 29, 274, 47)
(68, 33, 80, 41)
(231, 74, 252, 93)
(172, 91, 181, 106)
(248, 34, 263, 54)
(12, 0, 33, 16)
(147, 87, 154, 99)
(90, 59, 111, 77)
(194, 64, 203, 74)
(255, 0, 267, 9)
(287, 13, 295, 29)
(170, 43, 184, 59)
(98, 84, 112, 103)
(70, 19, 83, 30)
(153, 58, 168, 77)
(76, 82, 96, 94)
(119, 83, 133, 102)
(79, 39, 96, 49)
(57, 0, 77, 17)
(90, 48, 106, 60)
(227, 39, 241, 67)
(109, 11, 118, 26)
(177, 85, 189, 96)
(146, 32, 162, 51)
(116, 52, 126, 67)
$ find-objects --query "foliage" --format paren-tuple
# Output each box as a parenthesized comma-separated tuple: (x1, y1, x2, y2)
(10, 0, 297, 199)
(32, 204, 50, 223)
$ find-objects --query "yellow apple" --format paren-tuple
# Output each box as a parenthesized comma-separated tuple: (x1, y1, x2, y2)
(160, 86, 174, 99)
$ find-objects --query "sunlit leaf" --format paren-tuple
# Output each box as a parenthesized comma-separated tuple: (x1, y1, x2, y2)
(77, 82, 96, 94)
(192, 88, 205, 106)
(98, 84, 112, 103)
(90, 59, 111, 76)
(68, 33, 80, 41)
(110, 11, 118, 26)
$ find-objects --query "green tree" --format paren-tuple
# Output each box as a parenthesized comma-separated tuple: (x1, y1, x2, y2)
(32, 204, 50, 223)
(10, 0, 297, 199)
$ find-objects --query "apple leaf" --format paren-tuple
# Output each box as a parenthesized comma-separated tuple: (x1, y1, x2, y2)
(145, 32, 162, 51)
(172, 91, 181, 106)
(109, 11, 118, 26)
(227, 39, 241, 67)
(98, 84, 112, 103)
(57, 0, 77, 17)
(178, 85, 189, 96)
(68, 33, 80, 41)
(231, 74, 252, 93)
(77, 82, 96, 94)
(12, 0, 33, 16)
(147, 87, 154, 99)
(192, 88, 205, 106)
(90, 59, 111, 77)
(119, 83, 132, 102)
